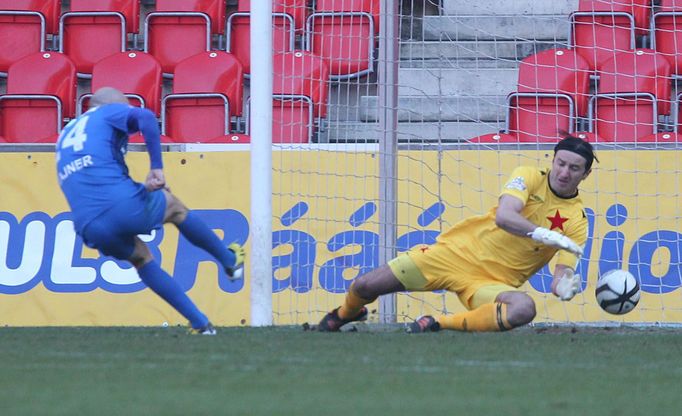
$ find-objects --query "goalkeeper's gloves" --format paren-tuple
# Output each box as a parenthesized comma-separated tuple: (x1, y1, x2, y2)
(554, 270, 581, 301)
(528, 227, 584, 257)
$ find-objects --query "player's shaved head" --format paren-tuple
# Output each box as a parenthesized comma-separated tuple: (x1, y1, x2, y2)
(90, 87, 128, 108)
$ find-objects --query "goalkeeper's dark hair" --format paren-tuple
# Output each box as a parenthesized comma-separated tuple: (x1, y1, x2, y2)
(554, 134, 599, 171)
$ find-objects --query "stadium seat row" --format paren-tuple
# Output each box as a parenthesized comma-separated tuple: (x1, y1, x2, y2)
(0, 50, 329, 144)
(500, 48, 679, 143)
(472, 1, 682, 144)
(570, 0, 682, 74)
(0, 0, 379, 80)
(468, 131, 682, 144)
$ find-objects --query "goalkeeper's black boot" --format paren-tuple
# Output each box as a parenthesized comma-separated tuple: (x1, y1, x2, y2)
(317, 307, 368, 332)
(406, 315, 440, 333)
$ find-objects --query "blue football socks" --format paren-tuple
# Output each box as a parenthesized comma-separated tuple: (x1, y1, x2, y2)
(177, 211, 236, 272)
(137, 261, 209, 329)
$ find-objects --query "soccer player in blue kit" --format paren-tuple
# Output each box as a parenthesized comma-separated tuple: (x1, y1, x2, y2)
(56, 87, 244, 335)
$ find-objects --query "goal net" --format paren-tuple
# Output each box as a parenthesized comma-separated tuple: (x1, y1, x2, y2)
(267, 0, 682, 327)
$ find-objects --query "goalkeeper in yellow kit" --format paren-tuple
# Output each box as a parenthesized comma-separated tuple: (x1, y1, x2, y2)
(318, 136, 598, 333)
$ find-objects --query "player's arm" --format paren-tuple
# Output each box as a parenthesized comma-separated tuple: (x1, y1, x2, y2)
(495, 194, 538, 237)
(126, 108, 165, 191)
(496, 194, 583, 256)
(551, 263, 581, 301)
(497, 166, 582, 255)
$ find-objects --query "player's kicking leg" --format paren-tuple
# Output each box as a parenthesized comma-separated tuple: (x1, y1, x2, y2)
(317, 264, 405, 331)
(80, 199, 218, 335)
(162, 189, 245, 280)
(127, 237, 217, 335)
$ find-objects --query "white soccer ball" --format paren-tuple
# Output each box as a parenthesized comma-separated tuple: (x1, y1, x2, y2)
(595, 269, 641, 315)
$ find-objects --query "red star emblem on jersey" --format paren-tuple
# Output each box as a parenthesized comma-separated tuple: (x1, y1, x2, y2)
(547, 210, 569, 231)
(420, 246, 429, 253)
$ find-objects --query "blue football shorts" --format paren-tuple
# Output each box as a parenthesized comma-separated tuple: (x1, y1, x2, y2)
(80, 189, 166, 260)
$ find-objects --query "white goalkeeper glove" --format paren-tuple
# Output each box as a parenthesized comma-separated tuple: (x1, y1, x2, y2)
(554, 270, 581, 301)
(528, 227, 583, 257)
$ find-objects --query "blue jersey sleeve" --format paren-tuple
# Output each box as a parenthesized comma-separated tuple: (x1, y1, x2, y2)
(126, 107, 163, 170)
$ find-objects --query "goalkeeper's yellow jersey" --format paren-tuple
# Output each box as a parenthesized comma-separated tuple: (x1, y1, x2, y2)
(436, 165, 588, 288)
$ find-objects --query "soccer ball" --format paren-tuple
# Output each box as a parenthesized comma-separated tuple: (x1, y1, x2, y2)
(595, 269, 640, 315)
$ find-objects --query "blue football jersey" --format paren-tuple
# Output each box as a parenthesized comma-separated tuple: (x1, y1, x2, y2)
(56, 103, 152, 233)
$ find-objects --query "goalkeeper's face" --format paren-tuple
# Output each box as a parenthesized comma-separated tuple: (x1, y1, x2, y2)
(550, 150, 591, 197)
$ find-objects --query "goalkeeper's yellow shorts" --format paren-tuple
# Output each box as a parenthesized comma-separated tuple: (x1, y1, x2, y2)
(388, 244, 520, 310)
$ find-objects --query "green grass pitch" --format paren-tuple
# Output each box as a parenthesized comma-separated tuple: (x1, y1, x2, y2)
(1, 325, 681, 415)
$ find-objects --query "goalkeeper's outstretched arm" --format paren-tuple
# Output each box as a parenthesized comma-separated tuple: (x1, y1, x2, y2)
(495, 195, 541, 236)
(496, 195, 583, 256)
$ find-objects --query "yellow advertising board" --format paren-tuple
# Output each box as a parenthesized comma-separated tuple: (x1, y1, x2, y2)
(1, 149, 681, 326)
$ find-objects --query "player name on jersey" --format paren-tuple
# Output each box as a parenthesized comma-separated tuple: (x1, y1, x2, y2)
(57, 155, 93, 183)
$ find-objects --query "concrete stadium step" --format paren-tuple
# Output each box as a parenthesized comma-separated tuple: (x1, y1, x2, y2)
(400, 41, 562, 66)
(422, 15, 571, 42)
(427, 0, 578, 42)
(346, 67, 517, 124)
(358, 95, 507, 122)
(320, 121, 503, 143)
(440, 0, 579, 16)
(397, 67, 518, 97)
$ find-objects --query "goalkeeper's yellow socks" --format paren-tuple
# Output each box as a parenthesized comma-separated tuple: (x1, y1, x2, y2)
(437, 303, 512, 332)
(338, 284, 374, 320)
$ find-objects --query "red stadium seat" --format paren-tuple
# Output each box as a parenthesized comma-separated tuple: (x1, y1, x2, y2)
(128, 133, 173, 144)
(144, 0, 226, 76)
(128, 133, 143, 143)
(315, 1, 380, 14)
(0, 0, 61, 34)
(569, 0, 640, 71)
(226, 12, 294, 76)
(508, 48, 591, 142)
(79, 51, 162, 116)
(264, 51, 329, 143)
(305, 3, 377, 80)
(590, 49, 672, 142)
(466, 133, 521, 143)
(162, 51, 243, 142)
(70, 0, 140, 34)
(238, 0, 308, 34)
(652, 0, 682, 76)
(0, 0, 61, 74)
(166, 133, 251, 144)
(59, 0, 141, 76)
(315, 0, 380, 26)
(205, 133, 250, 143)
(578, 0, 650, 33)
(572, 131, 601, 143)
(468, 131, 597, 144)
(0, 52, 76, 143)
(637, 132, 680, 143)
(157, 0, 226, 34)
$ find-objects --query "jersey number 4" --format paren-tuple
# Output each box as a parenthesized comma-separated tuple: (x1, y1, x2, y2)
(59, 115, 90, 152)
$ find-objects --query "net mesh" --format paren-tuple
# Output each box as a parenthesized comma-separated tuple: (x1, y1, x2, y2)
(270, 0, 682, 326)
(2, 1, 678, 326)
